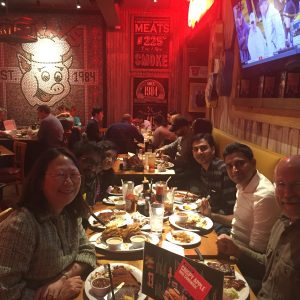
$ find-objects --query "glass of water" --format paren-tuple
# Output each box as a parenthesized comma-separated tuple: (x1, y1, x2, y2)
(149, 202, 164, 236)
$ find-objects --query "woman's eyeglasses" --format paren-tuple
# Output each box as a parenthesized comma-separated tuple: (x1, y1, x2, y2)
(46, 172, 81, 183)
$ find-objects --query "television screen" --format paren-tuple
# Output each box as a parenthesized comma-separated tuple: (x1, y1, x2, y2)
(232, 0, 300, 69)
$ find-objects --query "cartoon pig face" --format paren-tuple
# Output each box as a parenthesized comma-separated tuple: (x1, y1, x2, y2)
(17, 54, 72, 106)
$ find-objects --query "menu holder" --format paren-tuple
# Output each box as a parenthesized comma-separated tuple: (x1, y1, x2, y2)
(142, 242, 224, 300)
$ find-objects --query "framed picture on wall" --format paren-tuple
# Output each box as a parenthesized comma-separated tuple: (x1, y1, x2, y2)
(188, 82, 207, 112)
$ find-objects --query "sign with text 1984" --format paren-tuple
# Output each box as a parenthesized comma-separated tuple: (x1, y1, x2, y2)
(132, 16, 170, 70)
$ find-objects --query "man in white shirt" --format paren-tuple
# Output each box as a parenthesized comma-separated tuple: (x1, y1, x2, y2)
(200, 142, 280, 253)
(248, 12, 266, 61)
(259, 0, 285, 56)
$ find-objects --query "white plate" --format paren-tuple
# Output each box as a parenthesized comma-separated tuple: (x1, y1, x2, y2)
(155, 160, 174, 169)
(169, 212, 213, 232)
(166, 230, 201, 246)
(85, 263, 146, 300)
(88, 209, 132, 230)
(173, 190, 199, 204)
(107, 186, 123, 196)
(89, 231, 159, 252)
(178, 203, 198, 211)
(103, 196, 123, 205)
(223, 271, 250, 300)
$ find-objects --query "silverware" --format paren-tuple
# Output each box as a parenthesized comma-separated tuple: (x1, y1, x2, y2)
(107, 264, 115, 300)
(194, 247, 204, 261)
(112, 282, 125, 295)
(90, 212, 106, 227)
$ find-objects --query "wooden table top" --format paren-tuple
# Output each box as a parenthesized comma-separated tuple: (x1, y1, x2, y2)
(75, 203, 257, 299)
(0, 145, 15, 157)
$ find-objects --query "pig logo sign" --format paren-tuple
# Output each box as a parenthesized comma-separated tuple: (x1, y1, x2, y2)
(17, 35, 72, 106)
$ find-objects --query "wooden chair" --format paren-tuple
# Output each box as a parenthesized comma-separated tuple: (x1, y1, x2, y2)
(0, 207, 13, 223)
(0, 141, 27, 195)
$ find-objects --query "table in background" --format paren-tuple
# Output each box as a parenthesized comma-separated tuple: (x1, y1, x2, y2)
(113, 154, 175, 183)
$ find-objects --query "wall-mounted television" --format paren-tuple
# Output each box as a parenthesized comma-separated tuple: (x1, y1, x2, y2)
(232, 0, 300, 73)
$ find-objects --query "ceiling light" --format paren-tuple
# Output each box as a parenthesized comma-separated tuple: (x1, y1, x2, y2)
(0, 1, 6, 7)
(76, 0, 81, 9)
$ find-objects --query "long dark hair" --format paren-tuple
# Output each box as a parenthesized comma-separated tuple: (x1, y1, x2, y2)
(18, 147, 89, 218)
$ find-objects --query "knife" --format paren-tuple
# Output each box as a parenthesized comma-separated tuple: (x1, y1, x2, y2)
(195, 247, 204, 261)
(107, 282, 125, 300)
(112, 282, 125, 295)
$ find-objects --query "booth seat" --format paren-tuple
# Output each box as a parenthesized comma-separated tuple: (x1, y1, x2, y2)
(212, 128, 284, 182)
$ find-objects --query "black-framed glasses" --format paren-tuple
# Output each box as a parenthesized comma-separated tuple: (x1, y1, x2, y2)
(46, 172, 81, 183)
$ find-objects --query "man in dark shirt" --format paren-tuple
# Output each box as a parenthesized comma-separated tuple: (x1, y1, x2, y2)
(189, 133, 237, 234)
(157, 115, 193, 170)
(37, 105, 64, 149)
(105, 114, 144, 154)
(86, 107, 103, 142)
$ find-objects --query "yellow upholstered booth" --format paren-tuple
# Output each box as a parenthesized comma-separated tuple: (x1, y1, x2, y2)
(212, 128, 284, 182)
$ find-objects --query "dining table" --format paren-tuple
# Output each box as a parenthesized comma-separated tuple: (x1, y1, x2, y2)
(75, 202, 257, 300)
(113, 154, 175, 183)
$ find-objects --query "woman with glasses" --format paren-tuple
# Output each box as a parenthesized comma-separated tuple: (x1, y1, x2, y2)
(0, 148, 96, 300)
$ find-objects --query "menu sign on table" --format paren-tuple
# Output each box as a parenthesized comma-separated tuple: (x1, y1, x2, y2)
(132, 16, 170, 70)
(142, 242, 223, 300)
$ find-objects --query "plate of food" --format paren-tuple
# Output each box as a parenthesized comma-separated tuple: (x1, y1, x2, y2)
(178, 203, 198, 211)
(103, 196, 123, 205)
(131, 211, 150, 230)
(204, 261, 249, 300)
(223, 271, 249, 300)
(88, 209, 132, 230)
(169, 211, 213, 232)
(89, 225, 159, 252)
(107, 185, 123, 196)
(85, 263, 146, 300)
(166, 230, 201, 246)
(155, 160, 174, 169)
(173, 190, 199, 204)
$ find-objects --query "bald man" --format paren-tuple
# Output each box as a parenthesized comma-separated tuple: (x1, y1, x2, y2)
(216, 155, 300, 299)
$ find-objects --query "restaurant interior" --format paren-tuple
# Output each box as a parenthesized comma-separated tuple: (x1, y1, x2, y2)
(0, 0, 300, 299)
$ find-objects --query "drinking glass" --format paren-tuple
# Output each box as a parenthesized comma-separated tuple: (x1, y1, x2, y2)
(148, 153, 156, 173)
(155, 181, 168, 202)
(164, 189, 175, 216)
(149, 202, 164, 236)
(122, 181, 135, 212)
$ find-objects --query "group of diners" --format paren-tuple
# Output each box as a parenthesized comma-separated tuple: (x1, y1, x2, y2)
(0, 109, 300, 300)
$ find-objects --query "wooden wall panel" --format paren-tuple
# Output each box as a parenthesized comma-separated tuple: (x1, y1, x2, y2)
(210, 2, 300, 156)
